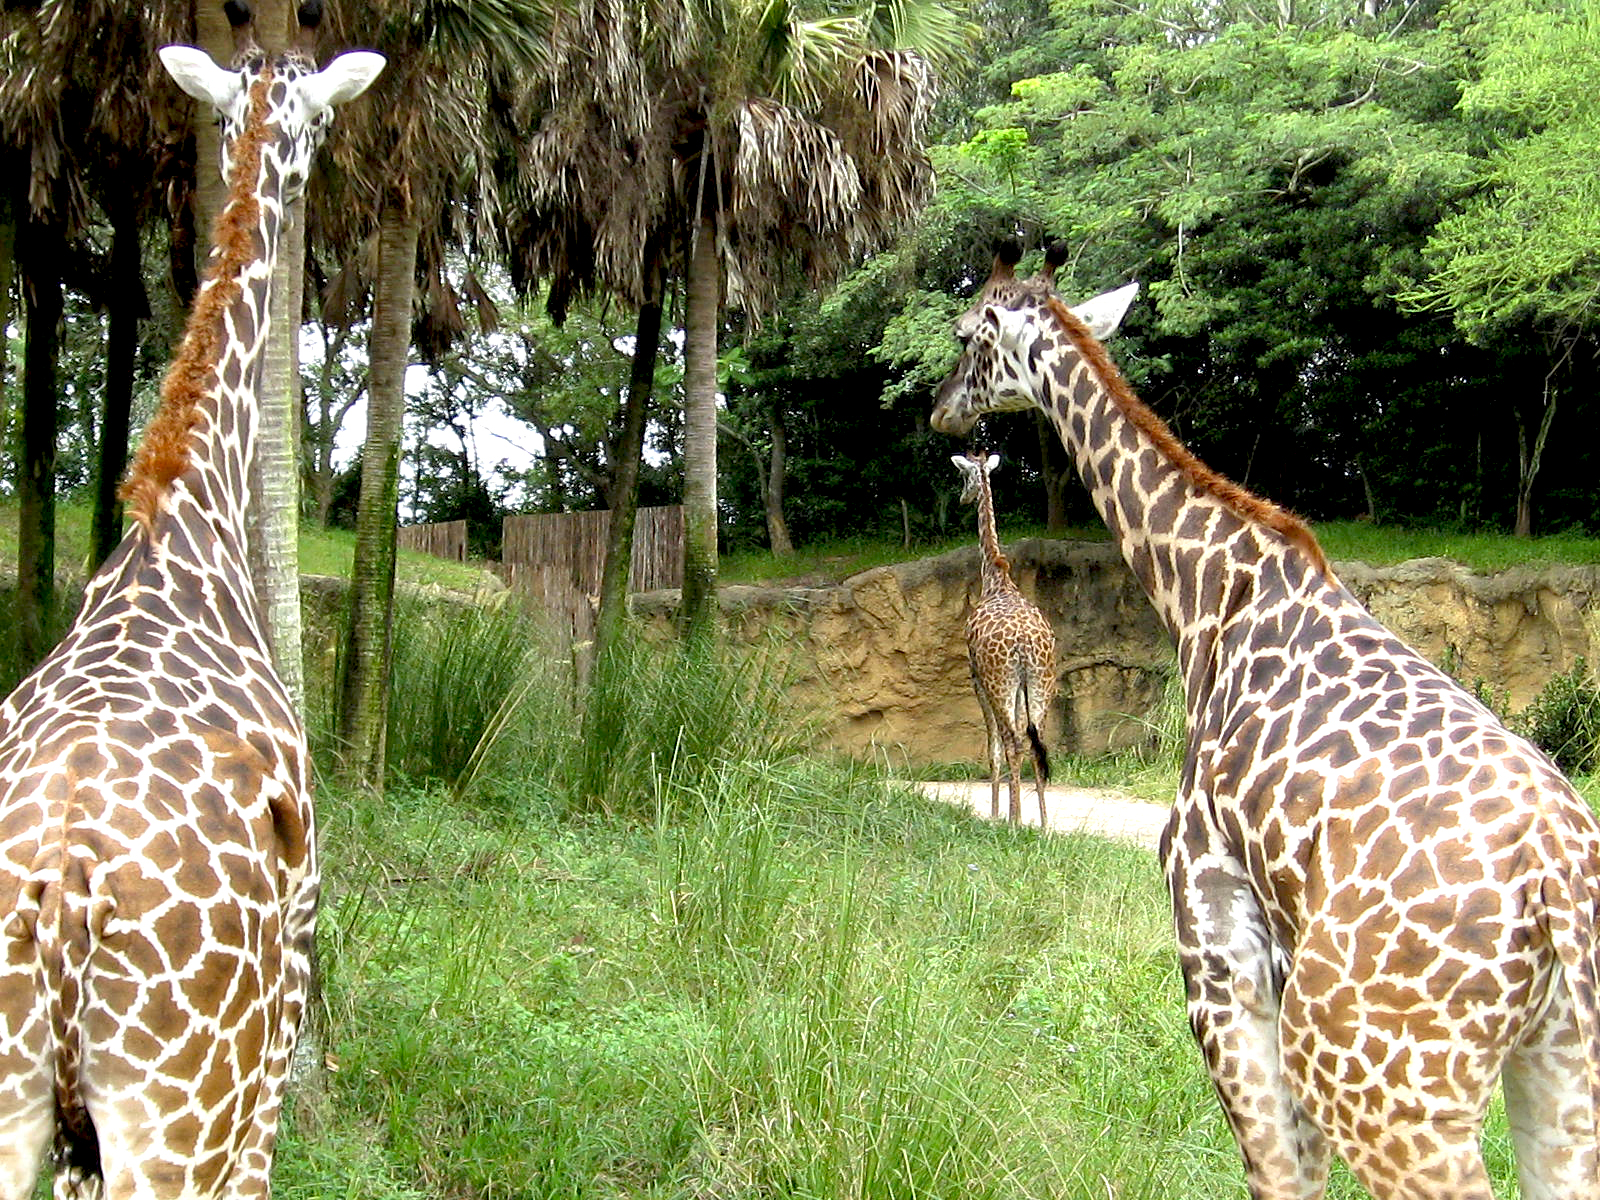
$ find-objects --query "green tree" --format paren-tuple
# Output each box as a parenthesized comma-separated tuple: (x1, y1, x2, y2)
(1405, 0, 1600, 535)
(327, 0, 552, 791)
(667, 2, 961, 638)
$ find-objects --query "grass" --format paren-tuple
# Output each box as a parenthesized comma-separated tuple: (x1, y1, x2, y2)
(291, 765, 1236, 1200)
(721, 519, 1600, 587)
(273, 610, 1573, 1200)
(0, 500, 492, 594)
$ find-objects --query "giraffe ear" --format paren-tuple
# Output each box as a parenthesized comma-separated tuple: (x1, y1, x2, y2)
(159, 46, 245, 110)
(1069, 281, 1139, 340)
(301, 50, 386, 111)
(951, 455, 970, 471)
(984, 453, 1000, 474)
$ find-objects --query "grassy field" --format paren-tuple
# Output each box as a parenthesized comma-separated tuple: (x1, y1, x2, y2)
(6, 502, 1595, 1195)
(257, 604, 1559, 1200)
(0, 501, 491, 593)
(721, 519, 1600, 586)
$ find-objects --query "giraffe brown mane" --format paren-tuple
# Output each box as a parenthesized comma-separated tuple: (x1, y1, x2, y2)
(121, 70, 274, 529)
(1044, 295, 1331, 580)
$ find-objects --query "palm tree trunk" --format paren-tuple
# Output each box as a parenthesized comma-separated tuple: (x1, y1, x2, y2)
(0, 200, 15, 491)
(337, 205, 415, 790)
(764, 400, 793, 555)
(89, 203, 144, 570)
(680, 214, 720, 639)
(252, 194, 307, 710)
(192, 0, 234, 256)
(17, 220, 61, 671)
(594, 239, 664, 663)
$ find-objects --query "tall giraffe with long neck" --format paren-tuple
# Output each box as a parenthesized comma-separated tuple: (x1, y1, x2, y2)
(932, 243, 1600, 1200)
(952, 451, 1056, 826)
(0, 8, 381, 1198)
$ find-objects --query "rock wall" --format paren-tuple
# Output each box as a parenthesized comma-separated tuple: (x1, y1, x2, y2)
(631, 543, 1600, 768)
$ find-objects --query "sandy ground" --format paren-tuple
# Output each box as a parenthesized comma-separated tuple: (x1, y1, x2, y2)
(912, 780, 1170, 851)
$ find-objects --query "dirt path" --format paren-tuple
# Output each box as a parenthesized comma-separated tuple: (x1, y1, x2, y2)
(912, 781, 1169, 851)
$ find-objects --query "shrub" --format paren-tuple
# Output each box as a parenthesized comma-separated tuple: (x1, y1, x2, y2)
(1512, 658, 1600, 776)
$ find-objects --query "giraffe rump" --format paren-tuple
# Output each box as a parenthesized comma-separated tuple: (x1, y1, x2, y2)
(120, 71, 274, 530)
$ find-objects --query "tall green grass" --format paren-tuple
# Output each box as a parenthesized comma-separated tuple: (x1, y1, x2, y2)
(296, 766, 1259, 1200)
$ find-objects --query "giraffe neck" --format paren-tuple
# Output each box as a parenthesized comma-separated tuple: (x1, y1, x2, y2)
(972, 465, 1017, 599)
(1036, 300, 1329, 671)
(121, 71, 282, 555)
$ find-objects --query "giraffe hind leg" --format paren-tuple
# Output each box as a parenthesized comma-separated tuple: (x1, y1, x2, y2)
(1025, 721, 1049, 827)
(1501, 970, 1600, 1200)
(0, 954, 55, 1200)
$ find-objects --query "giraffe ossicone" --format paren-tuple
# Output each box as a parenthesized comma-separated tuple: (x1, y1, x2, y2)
(953, 450, 1057, 826)
(0, 12, 380, 1199)
(933, 243, 1600, 1199)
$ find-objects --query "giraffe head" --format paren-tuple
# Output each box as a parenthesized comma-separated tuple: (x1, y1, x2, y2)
(951, 451, 1000, 505)
(930, 242, 1138, 436)
(159, 1, 385, 206)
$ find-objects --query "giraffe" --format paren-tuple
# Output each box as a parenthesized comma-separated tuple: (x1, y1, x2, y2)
(952, 450, 1057, 826)
(0, 8, 381, 1198)
(931, 242, 1600, 1200)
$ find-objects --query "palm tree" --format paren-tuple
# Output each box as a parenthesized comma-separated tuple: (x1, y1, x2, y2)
(0, 2, 188, 669)
(319, 0, 553, 790)
(661, 1, 963, 638)
(498, 0, 691, 663)
(505, 0, 965, 643)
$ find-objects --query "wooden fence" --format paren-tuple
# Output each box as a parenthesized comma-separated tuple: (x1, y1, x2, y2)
(501, 505, 684, 638)
(396, 519, 467, 562)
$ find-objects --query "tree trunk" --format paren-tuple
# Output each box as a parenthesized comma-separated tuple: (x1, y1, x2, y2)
(17, 220, 62, 671)
(1036, 410, 1069, 532)
(680, 213, 720, 640)
(1514, 357, 1563, 539)
(593, 240, 664, 663)
(192, 0, 234, 266)
(251, 192, 307, 710)
(89, 203, 145, 571)
(764, 400, 793, 555)
(336, 205, 415, 790)
(0, 200, 16, 490)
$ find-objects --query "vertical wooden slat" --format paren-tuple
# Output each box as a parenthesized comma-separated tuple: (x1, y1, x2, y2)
(396, 519, 467, 562)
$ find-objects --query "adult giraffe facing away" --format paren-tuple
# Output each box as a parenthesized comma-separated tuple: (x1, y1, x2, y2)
(952, 451, 1056, 826)
(0, 8, 381, 1197)
(932, 242, 1600, 1200)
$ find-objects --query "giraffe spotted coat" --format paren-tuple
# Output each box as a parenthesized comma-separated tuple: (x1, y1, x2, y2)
(0, 14, 381, 1200)
(953, 451, 1056, 825)
(932, 244, 1600, 1200)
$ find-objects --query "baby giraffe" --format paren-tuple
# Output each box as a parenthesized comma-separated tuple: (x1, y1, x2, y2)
(954, 451, 1057, 825)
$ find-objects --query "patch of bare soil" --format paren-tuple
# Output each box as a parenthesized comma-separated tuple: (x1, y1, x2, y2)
(912, 781, 1169, 851)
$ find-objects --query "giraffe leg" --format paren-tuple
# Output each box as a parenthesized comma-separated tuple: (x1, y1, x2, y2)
(1501, 970, 1600, 1200)
(1277, 922, 1500, 1200)
(0, 1022, 53, 1200)
(0, 941, 53, 1200)
(999, 728, 1024, 824)
(1164, 839, 1329, 1199)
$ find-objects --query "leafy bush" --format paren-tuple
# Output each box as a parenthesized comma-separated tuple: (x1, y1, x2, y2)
(1512, 658, 1600, 776)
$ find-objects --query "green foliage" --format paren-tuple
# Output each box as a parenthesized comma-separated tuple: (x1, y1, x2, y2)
(571, 633, 819, 817)
(1511, 658, 1600, 776)
(1410, 0, 1600, 333)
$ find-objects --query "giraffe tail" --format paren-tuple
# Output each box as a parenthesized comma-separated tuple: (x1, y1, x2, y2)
(37, 862, 102, 1195)
(1026, 722, 1051, 785)
(1020, 675, 1051, 785)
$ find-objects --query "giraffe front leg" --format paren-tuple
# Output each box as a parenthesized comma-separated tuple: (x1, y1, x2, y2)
(1164, 831, 1329, 1200)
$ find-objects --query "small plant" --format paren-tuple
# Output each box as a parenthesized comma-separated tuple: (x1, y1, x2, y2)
(1512, 658, 1600, 777)
(382, 595, 569, 798)
(569, 630, 818, 818)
